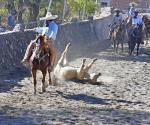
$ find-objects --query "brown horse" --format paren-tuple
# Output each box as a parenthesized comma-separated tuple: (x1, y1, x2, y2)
(111, 21, 126, 53)
(30, 35, 52, 94)
(142, 15, 150, 44)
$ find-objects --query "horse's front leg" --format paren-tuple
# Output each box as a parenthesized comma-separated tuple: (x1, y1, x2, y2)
(42, 69, 47, 93)
(128, 40, 131, 55)
(32, 68, 37, 95)
(130, 41, 136, 56)
(121, 42, 124, 52)
(144, 28, 148, 45)
(146, 32, 149, 45)
(116, 40, 119, 53)
(112, 37, 116, 52)
(48, 68, 52, 85)
(136, 43, 140, 56)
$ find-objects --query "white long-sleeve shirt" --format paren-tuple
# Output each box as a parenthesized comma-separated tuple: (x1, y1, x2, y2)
(132, 16, 143, 26)
(128, 6, 135, 17)
(35, 21, 58, 40)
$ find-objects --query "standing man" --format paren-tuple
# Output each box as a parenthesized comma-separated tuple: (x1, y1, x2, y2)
(22, 12, 58, 71)
(7, 11, 15, 30)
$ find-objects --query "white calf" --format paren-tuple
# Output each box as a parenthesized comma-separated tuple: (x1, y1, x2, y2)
(52, 43, 101, 84)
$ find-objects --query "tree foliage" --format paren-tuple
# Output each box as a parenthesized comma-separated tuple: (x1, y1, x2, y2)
(0, 0, 97, 24)
(68, 0, 96, 19)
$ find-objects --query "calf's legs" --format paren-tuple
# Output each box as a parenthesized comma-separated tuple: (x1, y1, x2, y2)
(58, 43, 71, 66)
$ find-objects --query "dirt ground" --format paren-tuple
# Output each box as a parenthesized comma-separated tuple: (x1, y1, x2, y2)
(0, 42, 150, 125)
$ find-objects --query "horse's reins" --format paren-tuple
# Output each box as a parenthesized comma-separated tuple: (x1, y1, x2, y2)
(33, 36, 50, 66)
(38, 53, 49, 65)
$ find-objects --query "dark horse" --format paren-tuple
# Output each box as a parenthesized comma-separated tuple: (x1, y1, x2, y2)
(111, 21, 126, 53)
(142, 15, 150, 44)
(128, 24, 143, 56)
(30, 35, 52, 94)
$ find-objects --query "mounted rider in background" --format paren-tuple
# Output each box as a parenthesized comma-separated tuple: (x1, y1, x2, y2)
(109, 9, 123, 39)
(129, 10, 144, 44)
(127, 2, 137, 24)
(128, 2, 137, 17)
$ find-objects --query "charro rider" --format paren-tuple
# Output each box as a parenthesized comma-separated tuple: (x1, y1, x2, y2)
(131, 10, 143, 26)
(109, 9, 122, 39)
(21, 12, 58, 71)
(127, 2, 137, 24)
(128, 2, 137, 18)
(131, 10, 144, 44)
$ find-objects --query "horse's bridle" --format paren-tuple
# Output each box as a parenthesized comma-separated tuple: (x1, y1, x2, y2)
(31, 35, 49, 65)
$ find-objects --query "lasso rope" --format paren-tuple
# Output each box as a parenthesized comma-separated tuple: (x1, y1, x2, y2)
(43, 0, 53, 27)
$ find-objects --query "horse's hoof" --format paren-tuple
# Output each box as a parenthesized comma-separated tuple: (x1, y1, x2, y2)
(98, 73, 102, 76)
(49, 81, 52, 85)
(39, 91, 44, 94)
(52, 82, 57, 86)
(93, 58, 98, 62)
(42, 88, 46, 91)
(42, 86, 46, 93)
(83, 59, 86, 63)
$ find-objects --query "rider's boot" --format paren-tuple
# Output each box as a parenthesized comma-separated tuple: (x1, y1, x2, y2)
(141, 40, 144, 44)
(46, 39, 57, 72)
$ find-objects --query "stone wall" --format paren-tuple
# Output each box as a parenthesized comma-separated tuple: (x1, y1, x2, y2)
(55, 16, 111, 55)
(0, 16, 111, 76)
(0, 30, 35, 76)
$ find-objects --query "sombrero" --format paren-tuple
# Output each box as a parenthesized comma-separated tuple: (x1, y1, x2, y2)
(114, 9, 120, 12)
(40, 12, 58, 21)
(129, 2, 138, 6)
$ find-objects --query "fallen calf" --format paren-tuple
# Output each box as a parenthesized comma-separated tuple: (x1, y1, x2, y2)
(52, 43, 101, 85)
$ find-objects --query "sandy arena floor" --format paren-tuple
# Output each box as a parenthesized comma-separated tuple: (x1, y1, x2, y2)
(0, 42, 150, 125)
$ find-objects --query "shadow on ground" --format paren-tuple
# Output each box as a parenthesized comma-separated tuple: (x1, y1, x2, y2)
(0, 104, 150, 125)
(0, 66, 30, 93)
(57, 91, 144, 105)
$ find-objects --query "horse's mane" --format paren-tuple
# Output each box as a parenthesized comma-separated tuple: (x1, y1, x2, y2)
(33, 35, 46, 45)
